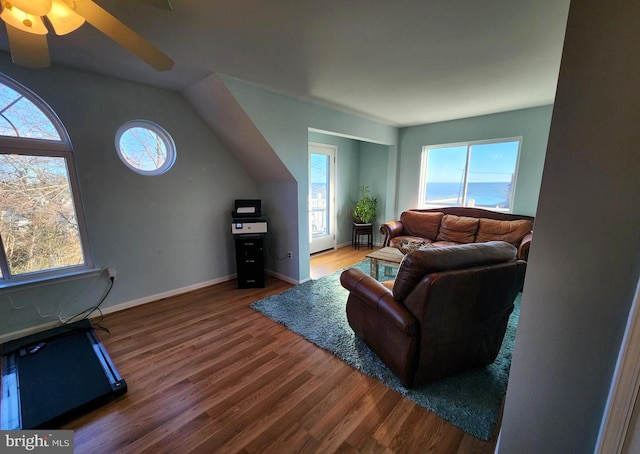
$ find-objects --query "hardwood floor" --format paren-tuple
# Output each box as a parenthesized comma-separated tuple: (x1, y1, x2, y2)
(63, 246, 499, 453)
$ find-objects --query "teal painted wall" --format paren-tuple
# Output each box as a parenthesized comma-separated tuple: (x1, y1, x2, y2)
(222, 75, 399, 281)
(0, 57, 256, 337)
(308, 133, 391, 247)
(358, 141, 389, 245)
(258, 181, 298, 278)
(397, 105, 553, 217)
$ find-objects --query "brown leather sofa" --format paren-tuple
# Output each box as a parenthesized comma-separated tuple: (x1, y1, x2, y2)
(380, 207, 534, 261)
(340, 241, 526, 388)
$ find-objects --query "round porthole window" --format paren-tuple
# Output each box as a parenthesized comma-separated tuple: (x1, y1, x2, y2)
(115, 120, 176, 175)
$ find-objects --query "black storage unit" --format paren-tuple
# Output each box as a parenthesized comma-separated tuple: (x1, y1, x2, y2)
(232, 199, 267, 289)
(235, 236, 265, 288)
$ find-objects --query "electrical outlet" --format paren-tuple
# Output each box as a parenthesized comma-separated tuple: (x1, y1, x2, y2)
(107, 267, 117, 279)
(286, 251, 292, 259)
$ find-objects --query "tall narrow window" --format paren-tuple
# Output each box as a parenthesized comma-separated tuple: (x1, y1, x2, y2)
(0, 74, 92, 285)
(309, 143, 336, 254)
(419, 138, 521, 212)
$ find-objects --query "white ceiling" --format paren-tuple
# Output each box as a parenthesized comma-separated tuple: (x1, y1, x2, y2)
(0, 0, 571, 127)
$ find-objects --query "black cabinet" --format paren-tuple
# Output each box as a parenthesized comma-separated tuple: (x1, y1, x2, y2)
(235, 236, 265, 288)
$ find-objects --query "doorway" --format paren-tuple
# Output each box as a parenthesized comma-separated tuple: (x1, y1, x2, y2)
(309, 142, 336, 254)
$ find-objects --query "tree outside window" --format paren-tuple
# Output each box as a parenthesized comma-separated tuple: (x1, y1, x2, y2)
(115, 120, 175, 175)
(0, 74, 91, 284)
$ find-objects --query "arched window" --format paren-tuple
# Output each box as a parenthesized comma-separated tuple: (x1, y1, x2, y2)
(0, 74, 93, 286)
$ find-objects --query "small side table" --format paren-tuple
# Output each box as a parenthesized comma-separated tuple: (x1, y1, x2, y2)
(352, 223, 373, 249)
(366, 247, 404, 280)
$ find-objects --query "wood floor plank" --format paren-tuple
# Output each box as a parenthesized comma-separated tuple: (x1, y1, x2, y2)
(343, 387, 403, 451)
(60, 246, 500, 453)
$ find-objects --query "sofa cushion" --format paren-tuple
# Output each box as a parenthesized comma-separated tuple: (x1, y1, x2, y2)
(435, 214, 479, 243)
(476, 219, 533, 245)
(393, 241, 517, 302)
(400, 211, 444, 241)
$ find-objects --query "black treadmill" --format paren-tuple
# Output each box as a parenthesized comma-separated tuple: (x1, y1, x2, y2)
(1, 320, 127, 430)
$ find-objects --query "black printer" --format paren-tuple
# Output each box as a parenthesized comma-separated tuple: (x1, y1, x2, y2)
(231, 199, 267, 235)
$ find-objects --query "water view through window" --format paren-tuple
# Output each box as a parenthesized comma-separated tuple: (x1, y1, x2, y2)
(420, 140, 520, 211)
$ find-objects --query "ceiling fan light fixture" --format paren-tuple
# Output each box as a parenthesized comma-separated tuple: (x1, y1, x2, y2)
(1, 4, 48, 34)
(7, 0, 52, 16)
(47, 0, 84, 35)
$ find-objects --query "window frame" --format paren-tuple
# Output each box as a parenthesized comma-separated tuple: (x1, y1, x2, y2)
(0, 74, 94, 288)
(418, 137, 523, 213)
(115, 119, 176, 176)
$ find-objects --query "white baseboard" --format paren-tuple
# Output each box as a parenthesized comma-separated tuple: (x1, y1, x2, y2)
(265, 269, 299, 285)
(99, 274, 237, 316)
(336, 241, 382, 249)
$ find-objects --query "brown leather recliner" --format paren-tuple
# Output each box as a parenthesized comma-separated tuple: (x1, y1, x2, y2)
(340, 241, 526, 388)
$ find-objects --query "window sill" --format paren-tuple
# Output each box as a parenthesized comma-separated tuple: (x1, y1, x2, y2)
(0, 268, 103, 292)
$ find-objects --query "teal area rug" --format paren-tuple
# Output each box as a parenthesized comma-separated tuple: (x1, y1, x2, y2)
(251, 260, 519, 440)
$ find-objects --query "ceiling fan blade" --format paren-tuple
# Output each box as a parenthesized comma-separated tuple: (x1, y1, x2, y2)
(72, 0, 174, 71)
(5, 25, 51, 68)
(134, 0, 173, 11)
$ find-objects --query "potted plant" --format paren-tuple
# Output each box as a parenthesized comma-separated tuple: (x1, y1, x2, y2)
(352, 185, 378, 224)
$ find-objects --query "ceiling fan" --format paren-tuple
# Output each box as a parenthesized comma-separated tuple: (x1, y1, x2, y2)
(0, 0, 174, 71)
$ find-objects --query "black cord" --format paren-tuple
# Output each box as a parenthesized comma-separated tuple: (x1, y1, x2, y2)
(62, 275, 114, 333)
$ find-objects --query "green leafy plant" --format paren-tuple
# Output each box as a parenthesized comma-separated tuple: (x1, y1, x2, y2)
(352, 185, 378, 224)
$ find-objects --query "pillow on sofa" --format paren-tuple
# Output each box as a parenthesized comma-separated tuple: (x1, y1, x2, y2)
(435, 214, 479, 243)
(400, 211, 444, 241)
(476, 219, 533, 245)
(396, 238, 426, 254)
(396, 238, 435, 254)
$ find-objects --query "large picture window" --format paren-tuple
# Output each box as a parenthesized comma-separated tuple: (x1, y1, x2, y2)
(0, 74, 92, 286)
(419, 138, 521, 212)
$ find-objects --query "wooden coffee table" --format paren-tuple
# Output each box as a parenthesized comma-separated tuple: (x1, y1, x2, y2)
(366, 247, 404, 280)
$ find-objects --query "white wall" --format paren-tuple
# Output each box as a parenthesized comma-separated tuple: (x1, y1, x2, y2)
(498, 0, 640, 452)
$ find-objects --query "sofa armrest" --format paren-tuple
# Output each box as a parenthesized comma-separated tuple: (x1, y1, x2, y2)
(517, 232, 533, 261)
(340, 268, 418, 335)
(379, 221, 404, 247)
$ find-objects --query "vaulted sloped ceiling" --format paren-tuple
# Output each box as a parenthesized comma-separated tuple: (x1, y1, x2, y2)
(183, 73, 294, 183)
(0, 0, 571, 127)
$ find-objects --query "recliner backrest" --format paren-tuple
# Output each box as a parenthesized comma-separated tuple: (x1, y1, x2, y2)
(402, 260, 526, 383)
(392, 241, 518, 302)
